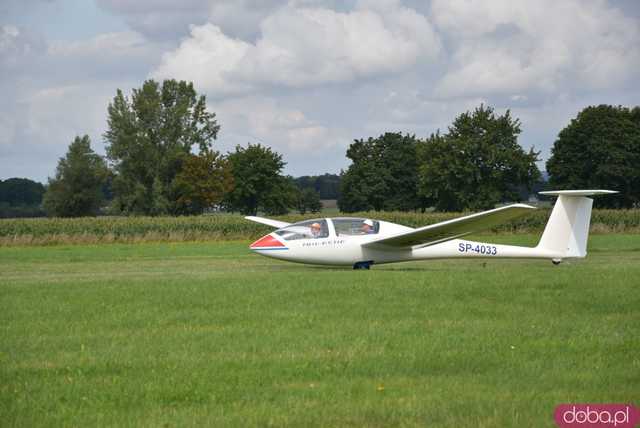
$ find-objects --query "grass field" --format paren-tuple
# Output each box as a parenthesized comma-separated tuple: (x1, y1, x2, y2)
(1, 235, 639, 427)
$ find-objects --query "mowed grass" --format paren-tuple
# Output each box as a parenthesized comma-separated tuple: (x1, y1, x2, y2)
(1, 235, 639, 427)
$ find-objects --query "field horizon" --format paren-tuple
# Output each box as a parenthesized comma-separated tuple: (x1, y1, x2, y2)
(1, 234, 639, 427)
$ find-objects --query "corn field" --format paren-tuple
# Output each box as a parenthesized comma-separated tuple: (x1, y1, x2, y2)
(0, 209, 639, 246)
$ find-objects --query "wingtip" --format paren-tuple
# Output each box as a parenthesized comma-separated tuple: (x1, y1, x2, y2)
(515, 203, 537, 209)
(501, 203, 536, 210)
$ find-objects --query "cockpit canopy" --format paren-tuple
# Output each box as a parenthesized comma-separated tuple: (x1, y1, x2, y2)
(275, 219, 329, 241)
(274, 218, 379, 241)
(332, 217, 379, 236)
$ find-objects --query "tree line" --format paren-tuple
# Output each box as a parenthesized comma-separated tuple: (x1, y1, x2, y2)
(338, 106, 540, 212)
(42, 80, 326, 217)
(338, 104, 639, 211)
(4, 79, 638, 218)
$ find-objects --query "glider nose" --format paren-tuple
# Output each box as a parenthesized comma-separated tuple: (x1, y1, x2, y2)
(249, 234, 286, 251)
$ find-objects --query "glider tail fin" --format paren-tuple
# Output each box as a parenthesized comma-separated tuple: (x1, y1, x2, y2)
(536, 190, 617, 258)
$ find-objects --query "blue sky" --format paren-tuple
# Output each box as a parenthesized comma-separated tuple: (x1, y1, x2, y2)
(7, 0, 126, 41)
(2, 0, 639, 183)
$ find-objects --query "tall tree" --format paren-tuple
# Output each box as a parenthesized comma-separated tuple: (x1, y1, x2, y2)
(224, 144, 295, 215)
(417, 105, 540, 212)
(104, 79, 220, 215)
(43, 135, 109, 217)
(547, 105, 640, 208)
(171, 150, 234, 215)
(338, 133, 421, 212)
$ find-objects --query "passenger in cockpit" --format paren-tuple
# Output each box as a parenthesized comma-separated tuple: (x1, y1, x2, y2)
(361, 219, 375, 234)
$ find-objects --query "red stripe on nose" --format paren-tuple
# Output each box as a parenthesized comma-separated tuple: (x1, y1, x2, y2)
(250, 234, 284, 248)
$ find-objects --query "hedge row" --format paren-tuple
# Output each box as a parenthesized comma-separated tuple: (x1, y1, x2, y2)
(0, 209, 638, 246)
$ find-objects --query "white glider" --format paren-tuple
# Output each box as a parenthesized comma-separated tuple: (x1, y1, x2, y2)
(246, 190, 617, 269)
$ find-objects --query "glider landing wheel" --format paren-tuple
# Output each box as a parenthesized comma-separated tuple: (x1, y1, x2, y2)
(552, 259, 562, 265)
(353, 261, 373, 270)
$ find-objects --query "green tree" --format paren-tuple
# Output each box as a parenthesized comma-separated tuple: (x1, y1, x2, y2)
(104, 79, 220, 215)
(315, 174, 341, 199)
(0, 178, 46, 218)
(338, 133, 422, 212)
(296, 187, 323, 214)
(261, 176, 299, 216)
(43, 135, 109, 217)
(417, 105, 540, 212)
(224, 144, 295, 215)
(294, 174, 341, 199)
(547, 105, 640, 208)
(0, 178, 45, 206)
(172, 150, 234, 215)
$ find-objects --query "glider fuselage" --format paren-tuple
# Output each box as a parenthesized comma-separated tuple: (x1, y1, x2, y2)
(247, 191, 617, 269)
(249, 217, 558, 266)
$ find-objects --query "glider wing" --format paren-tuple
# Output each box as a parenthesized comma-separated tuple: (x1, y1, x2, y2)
(363, 204, 536, 249)
(244, 216, 291, 229)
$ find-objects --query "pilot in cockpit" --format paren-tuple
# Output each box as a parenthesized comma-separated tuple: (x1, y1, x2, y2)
(310, 222, 322, 238)
(361, 219, 375, 234)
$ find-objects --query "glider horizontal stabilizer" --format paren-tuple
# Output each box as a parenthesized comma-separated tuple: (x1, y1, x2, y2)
(363, 204, 536, 249)
(244, 216, 291, 229)
(539, 190, 618, 197)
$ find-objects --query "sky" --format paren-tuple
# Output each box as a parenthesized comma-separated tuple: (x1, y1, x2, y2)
(1, 0, 639, 183)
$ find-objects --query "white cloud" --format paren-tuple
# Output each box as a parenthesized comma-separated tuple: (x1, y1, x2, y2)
(0, 24, 45, 70)
(0, 26, 165, 181)
(208, 0, 285, 40)
(152, 24, 252, 95)
(96, 0, 211, 41)
(48, 31, 146, 57)
(46, 30, 168, 82)
(208, 95, 351, 175)
(431, 0, 640, 97)
(0, 113, 16, 146)
(21, 84, 111, 145)
(212, 96, 346, 153)
(0, 81, 127, 181)
(152, 1, 440, 93)
(0, 25, 20, 48)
